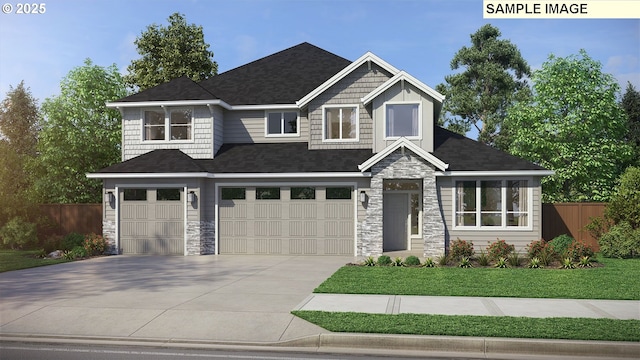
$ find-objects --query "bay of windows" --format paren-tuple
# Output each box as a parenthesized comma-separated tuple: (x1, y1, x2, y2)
(143, 108, 192, 141)
(455, 180, 529, 228)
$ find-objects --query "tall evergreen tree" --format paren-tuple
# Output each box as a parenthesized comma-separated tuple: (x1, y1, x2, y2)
(125, 12, 218, 91)
(621, 82, 640, 166)
(436, 24, 531, 149)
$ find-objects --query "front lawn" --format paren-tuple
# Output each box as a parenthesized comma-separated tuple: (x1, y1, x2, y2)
(314, 257, 640, 300)
(292, 311, 640, 342)
(0, 249, 71, 273)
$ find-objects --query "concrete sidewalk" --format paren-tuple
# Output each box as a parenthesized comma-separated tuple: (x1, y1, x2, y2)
(295, 294, 640, 320)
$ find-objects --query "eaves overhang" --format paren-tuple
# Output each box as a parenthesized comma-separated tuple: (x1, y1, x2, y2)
(435, 170, 555, 177)
(87, 171, 372, 179)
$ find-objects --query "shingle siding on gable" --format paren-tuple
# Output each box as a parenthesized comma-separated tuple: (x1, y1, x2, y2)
(122, 106, 214, 160)
(308, 63, 392, 150)
(222, 109, 309, 144)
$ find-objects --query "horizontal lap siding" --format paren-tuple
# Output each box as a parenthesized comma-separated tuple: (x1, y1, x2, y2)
(223, 110, 309, 144)
(437, 177, 542, 251)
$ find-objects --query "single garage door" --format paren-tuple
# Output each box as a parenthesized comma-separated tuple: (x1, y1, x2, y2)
(120, 188, 184, 255)
(219, 186, 354, 255)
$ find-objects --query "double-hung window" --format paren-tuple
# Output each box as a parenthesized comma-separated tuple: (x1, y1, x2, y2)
(266, 111, 298, 136)
(323, 105, 358, 141)
(143, 108, 193, 141)
(455, 179, 529, 228)
(385, 103, 420, 138)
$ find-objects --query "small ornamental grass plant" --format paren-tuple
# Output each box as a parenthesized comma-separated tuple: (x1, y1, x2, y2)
(363, 256, 376, 266)
(561, 257, 576, 269)
(528, 257, 542, 269)
(507, 252, 522, 267)
(487, 239, 515, 261)
(393, 257, 404, 267)
(449, 238, 474, 260)
(437, 254, 450, 266)
(458, 256, 472, 268)
(476, 250, 490, 266)
(494, 257, 508, 268)
(423, 257, 435, 268)
(578, 256, 593, 268)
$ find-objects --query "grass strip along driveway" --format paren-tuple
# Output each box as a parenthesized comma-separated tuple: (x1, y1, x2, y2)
(293, 257, 640, 342)
(0, 250, 70, 273)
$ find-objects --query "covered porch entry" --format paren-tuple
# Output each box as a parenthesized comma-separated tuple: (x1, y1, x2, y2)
(383, 180, 422, 252)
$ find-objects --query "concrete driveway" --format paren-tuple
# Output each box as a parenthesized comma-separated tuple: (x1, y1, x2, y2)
(0, 255, 353, 343)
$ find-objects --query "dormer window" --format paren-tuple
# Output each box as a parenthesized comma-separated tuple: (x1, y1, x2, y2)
(266, 111, 299, 136)
(385, 102, 421, 139)
(142, 108, 193, 141)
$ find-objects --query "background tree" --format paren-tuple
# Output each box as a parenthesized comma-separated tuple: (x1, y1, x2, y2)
(125, 12, 218, 91)
(621, 82, 640, 166)
(35, 59, 127, 203)
(0, 82, 39, 225)
(505, 50, 633, 202)
(436, 24, 531, 149)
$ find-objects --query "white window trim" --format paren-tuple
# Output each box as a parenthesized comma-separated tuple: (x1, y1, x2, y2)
(321, 104, 360, 143)
(452, 178, 533, 231)
(383, 101, 422, 140)
(140, 107, 195, 143)
(264, 110, 300, 137)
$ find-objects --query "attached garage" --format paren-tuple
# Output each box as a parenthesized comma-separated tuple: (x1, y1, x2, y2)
(119, 188, 185, 255)
(218, 186, 355, 255)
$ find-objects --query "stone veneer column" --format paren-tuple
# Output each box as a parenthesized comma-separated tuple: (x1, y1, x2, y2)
(186, 221, 215, 255)
(360, 149, 445, 258)
(102, 220, 117, 255)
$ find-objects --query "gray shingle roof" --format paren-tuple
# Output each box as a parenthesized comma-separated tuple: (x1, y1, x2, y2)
(95, 127, 545, 175)
(114, 43, 351, 105)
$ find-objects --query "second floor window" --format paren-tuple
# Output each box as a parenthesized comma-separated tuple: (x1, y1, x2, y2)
(266, 111, 298, 136)
(143, 108, 193, 141)
(385, 103, 420, 138)
(324, 105, 358, 141)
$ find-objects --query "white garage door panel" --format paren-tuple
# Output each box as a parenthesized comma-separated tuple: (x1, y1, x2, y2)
(120, 189, 184, 255)
(219, 187, 354, 255)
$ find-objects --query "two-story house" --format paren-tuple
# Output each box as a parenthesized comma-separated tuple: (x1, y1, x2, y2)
(89, 42, 552, 257)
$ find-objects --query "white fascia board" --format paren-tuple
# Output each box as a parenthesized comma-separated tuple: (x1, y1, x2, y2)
(86, 172, 210, 179)
(296, 52, 401, 108)
(436, 170, 555, 177)
(230, 104, 299, 110)
(358, 137, 449, 172)
(209, 172, 371, 179)
(107, 99, 232, 110)
(362, 71, 445, 105)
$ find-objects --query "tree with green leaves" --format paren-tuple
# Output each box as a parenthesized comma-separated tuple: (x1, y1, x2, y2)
(436, 24, 531, 149)
(35, 59, 127, 203)
(505, 50, 633, 202)
(125, 12, 218, 91)
(0, 81, 39, 224)
(621, 82, 640, 166)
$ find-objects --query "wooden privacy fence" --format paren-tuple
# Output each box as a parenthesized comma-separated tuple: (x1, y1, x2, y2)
(542, 203, 606, 250)
(39, 204, 102, 238)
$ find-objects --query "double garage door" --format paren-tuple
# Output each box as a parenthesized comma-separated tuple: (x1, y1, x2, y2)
(219, 186, 354, 255)
(119, 188, 184, 255)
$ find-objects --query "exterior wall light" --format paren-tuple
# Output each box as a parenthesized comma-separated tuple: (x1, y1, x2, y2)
(107, 191, 115, 204)
(187, 191, 196, 203)
(359, 190, 367, 203)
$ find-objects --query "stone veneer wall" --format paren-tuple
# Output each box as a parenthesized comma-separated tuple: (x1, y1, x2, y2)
(360, 149, 445, 257)
(186, 221, 215, 255)
(103, 220, 118, 255)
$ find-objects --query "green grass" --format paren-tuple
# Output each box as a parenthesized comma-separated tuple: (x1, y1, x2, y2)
(0, 249, 70, 273)
(315, 257, 640, 300)
(292, 311, 640, 342)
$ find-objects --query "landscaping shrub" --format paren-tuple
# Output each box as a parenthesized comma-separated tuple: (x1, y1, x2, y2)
(405, 256, 420, 266)
(585, 216, 612, 242)
(599, 221, 640, 258)
(377, 255, 392, 266)
(449, 238, 474, 259)
(0, 217, 38, 249)
(528, 257, 542, 268)
(526, 239, 548, 259)
(83, 233, 107, 256)
(494, 257, 508, 268)
(507, 252, 522, 267)
(458, 256, 472, 268)
(42, 234, 63, 254)
(486, 239, 514, 260)
(566, 241, 595, 261)
(605, 166, 640, 230)
(61, 232, 85, 251)
(549, 234, 575, 256)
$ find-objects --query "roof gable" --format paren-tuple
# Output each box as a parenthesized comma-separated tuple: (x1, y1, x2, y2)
(358, 137, 449, 172)
(361, 71, 444, 105)
(297, 52, 401, 108)
(198, 42, 351, 105)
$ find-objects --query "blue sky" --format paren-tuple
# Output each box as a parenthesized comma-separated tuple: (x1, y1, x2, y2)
(1, 0, 638, 106)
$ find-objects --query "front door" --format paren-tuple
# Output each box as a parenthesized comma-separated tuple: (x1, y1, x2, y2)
(383, 193, 408, 251)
